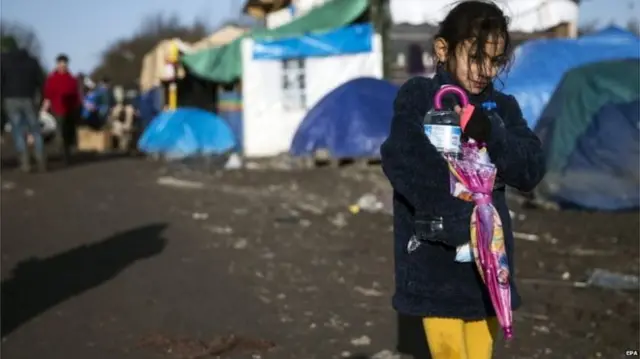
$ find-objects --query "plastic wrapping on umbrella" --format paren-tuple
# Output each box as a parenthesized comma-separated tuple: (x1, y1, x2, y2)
(433, 84, 513, 340)
(448, 139, 513, 340)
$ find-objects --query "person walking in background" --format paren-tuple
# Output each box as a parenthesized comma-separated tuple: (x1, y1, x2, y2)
(109, 86, 137, 152)
(81, 77, 113, 129)
(95, 77, 115, 122)
(1, 37, 47, 172)
(42, 54, 81, 163)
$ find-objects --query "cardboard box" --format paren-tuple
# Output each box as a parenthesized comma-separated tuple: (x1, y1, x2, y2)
(77, 127, 112, 152)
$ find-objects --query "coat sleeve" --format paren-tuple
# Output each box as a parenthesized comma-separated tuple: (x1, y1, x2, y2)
(32, 58, 44, 89)
(43, 74, 54, 101)
(70, 76, 81, 109)
(486, 95, 546, 192)
(380, 77, 471, 248)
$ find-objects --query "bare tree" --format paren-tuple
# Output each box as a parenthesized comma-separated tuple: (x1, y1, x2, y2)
(578, 20, 599, 36)
(90, 13, 209, 87)
(0, 20, 42, 59)
(626, 18, 640, 36)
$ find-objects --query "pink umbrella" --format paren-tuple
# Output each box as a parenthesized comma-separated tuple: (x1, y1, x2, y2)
(433, 85, 514, 339)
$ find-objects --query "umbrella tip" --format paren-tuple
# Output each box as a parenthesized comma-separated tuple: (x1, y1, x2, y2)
(504, 327, 513, 340)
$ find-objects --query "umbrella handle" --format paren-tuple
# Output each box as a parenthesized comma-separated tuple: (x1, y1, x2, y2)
(434, 85, 470, 110)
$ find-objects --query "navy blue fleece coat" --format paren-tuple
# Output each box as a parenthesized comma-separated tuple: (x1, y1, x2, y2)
(381, 69, 546, 319)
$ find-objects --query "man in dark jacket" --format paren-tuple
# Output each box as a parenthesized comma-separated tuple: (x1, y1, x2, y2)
(1, 43, 46, 172)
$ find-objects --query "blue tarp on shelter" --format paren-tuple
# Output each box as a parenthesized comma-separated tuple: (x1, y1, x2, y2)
(252, 23, 373, 60)
(138, 107, 237, 159)
(502, 26, 640, 128)
(290, 77, 398, 158)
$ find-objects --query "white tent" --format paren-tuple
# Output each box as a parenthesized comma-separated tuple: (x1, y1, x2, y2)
(390, 0, 579, 34)
(241, 33, 383, 157)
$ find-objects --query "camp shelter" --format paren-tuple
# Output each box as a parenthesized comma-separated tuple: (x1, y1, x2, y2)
(139, 38, 192, 92)
(502, 26, 640, 128)
(242, 22, 382, 157)
(138, 26, 245, 112)
(182, 0, 381, 158)
(289, 77, 398, 159)
(181, 0, 370, 83)
(534, 59, 640, 211)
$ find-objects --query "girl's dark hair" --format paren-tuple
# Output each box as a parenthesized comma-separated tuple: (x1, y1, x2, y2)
(434, 0, 512, 79)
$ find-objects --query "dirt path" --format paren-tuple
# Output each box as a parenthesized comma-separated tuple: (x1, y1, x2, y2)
(1, 157, 638, 358)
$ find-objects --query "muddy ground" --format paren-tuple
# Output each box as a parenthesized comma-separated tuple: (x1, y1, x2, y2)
(1, 155, 638, 359)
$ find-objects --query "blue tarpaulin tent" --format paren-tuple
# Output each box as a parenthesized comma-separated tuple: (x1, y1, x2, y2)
(502, 26, 640, 128)
(290, 77, 398, 158)
(138, 107, 237, 159)
(534, 59, 640, 211)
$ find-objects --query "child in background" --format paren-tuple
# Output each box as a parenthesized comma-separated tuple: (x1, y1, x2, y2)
(380, 1, 546, 358)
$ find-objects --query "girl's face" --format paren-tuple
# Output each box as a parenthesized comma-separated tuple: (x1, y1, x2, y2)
(435, 35, 507, 94)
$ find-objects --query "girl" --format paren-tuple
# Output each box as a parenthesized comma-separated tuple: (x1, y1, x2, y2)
(380, 1, 546, 358)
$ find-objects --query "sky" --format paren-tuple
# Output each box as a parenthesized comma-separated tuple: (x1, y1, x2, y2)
(1, 0, 637, 73)
(1, 0, 246, 72)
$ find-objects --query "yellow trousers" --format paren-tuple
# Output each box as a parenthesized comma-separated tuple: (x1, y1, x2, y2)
(422, 317, 498, 359)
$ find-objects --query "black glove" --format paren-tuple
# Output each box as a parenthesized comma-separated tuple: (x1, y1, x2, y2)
(463, 107, 491, 142)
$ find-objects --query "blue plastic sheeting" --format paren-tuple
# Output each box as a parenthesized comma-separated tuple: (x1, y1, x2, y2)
(137, 87, 163, 129)
(253, 23, 373, 60)
(290, 77, 398, 158)
(550, 100, 640, 210)
(138, 107, 237, 159)
(81, 86, 110, 120)
(502, 27, 640, 128)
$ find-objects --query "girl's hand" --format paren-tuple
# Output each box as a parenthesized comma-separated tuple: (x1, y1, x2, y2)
(458, 105, 491, 142)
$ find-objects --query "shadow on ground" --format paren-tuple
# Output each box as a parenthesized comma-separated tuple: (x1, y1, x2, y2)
(0, 150, 135, 172)
(1, 223, 168, 338)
